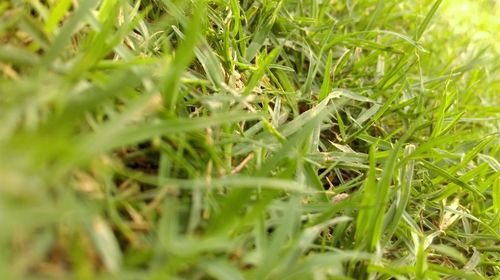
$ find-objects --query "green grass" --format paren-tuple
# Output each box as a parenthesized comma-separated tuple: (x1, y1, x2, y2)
(0, 0, 499, 279)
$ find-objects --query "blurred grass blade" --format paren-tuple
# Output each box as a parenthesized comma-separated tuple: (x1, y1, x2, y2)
(420, 160, 484, 198)
(41, 0, 98, 66)
(163, 1, 206, 110)
(242, 47, 282, 95)
(91, 217, 122, 272)
(415, 0, 443, 40)
(0, 45, 40, 66)
(383, 144, 416, 244)
(83, 112, 260, 155)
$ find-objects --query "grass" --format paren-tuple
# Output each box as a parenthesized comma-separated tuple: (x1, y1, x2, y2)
(0, 0, 499, 279)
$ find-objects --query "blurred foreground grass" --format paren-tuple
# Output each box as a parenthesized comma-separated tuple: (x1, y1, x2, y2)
(0, 0, 499, 279)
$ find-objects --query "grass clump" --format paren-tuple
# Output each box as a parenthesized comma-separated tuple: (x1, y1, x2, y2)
(0, 0, 498, 279)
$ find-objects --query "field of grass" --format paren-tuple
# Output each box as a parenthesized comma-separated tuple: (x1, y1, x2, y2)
(0, 0, 499, 279)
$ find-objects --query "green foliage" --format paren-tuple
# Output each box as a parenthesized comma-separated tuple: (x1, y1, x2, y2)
(0, 0, 498, 279)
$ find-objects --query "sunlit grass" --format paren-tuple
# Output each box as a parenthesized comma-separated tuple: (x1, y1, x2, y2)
(442, 0, 499, 46)
(0, 0, 498, 279)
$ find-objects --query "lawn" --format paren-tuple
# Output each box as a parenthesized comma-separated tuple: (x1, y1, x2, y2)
(0, 0, 499, 279)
